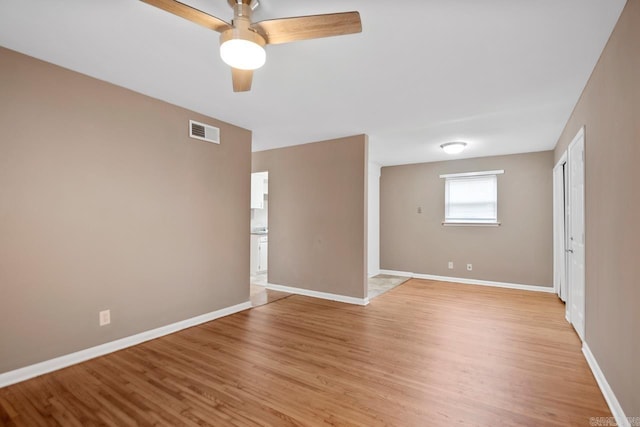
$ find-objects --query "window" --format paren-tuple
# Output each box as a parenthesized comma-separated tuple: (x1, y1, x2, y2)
(440, 170, 503, 225)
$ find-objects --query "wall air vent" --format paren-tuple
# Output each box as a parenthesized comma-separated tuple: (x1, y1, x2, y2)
(189, 120, 220, 144)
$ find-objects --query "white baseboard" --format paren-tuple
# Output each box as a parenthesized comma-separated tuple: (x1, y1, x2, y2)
(379, 269, 413, 278)
(265, 283, 369, 306)
(0, 301, 252, 388)
(368, 270, 381, 278)
(378, 269, 554, 293)
(582, 343, 630, 427)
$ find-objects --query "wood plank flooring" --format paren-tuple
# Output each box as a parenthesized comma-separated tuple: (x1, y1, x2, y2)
(0, 279, 610, 426)
(249, 284, 291, 307)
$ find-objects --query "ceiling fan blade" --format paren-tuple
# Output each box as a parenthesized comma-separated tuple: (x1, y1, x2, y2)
(232, 68, 253, 92)
(140, 0, 231, 33)
(251, 11, 361, 45)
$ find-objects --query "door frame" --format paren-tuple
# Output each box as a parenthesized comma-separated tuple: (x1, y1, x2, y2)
(552, 152, 568, 302)
(565, 126, 586, 339)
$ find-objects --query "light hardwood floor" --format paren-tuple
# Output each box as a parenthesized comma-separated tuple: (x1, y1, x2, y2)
(0, 279, 610, 426)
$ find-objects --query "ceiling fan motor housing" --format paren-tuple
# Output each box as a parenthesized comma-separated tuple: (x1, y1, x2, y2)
(219, 1, 266, 70)
(219, 26, 266, 50)
(220, 1, 265, 52)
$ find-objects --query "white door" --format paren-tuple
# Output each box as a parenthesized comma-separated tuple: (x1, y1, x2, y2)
(552, 156, 568, 301)
(567, 128, 586, 340)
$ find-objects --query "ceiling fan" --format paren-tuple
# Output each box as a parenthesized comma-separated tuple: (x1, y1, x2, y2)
(141, 0, 362, 92)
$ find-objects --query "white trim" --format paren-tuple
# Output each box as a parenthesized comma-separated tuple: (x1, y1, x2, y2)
(567, 125, 586, 341)
(378, 269, 413, 278)
(582, 343, 630, 427)
(0, 301, 252, 388)
(378, 270, 554, 293)
(571, 126, 585, 148)
(439, 170, 504, 179)
(265, 283, 369, 306)
(554, 151, 568, 170)
(442, 221, 501, 227)
(552, 152, 568, 300)
(368, 270, 381, 278)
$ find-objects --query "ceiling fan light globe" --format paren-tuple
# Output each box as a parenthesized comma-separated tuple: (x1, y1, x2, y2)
(440, 142, 467, 154)
(220, 39, 266, 70)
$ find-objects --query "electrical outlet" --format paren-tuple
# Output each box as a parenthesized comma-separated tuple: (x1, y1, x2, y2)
(448, 261, 454, 269)
(99, 309, 111, 326)
(467, 264, 473, 271)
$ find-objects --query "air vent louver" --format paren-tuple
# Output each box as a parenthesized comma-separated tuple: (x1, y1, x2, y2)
(189, 120, 220, 144)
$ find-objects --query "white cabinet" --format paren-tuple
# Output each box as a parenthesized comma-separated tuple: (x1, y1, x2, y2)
(250, 235, 259, 274)
(250, 235, 268, 274)
(251, 171, 268, 209)
(258, 238, 268, 272)
(251, 173, 265, 209)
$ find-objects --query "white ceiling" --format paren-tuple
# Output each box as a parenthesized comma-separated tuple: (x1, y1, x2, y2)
(0, 0, 626, 166)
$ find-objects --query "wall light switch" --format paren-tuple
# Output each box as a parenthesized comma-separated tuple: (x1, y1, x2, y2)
(448, 261, 454, 269)
(99, 309, 111, 326)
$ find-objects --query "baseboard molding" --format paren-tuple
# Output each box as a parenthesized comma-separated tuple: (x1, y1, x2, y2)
(0, 301, 252, 388)
(265, 283, 369, 306)
(368, 270, 381, 278)
(378, 269, 554, 293)
(582, 343, 630, 427)
(379, 269, 413, 278)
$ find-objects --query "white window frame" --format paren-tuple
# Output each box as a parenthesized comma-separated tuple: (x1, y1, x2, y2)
(439, 170, 504, 226)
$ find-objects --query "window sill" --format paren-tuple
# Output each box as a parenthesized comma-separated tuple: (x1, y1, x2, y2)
(442, 221, 501, 227)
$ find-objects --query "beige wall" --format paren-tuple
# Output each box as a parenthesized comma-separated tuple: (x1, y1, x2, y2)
(381, 151, 553, 287)
(554, 0, 640, 416)
(252, 135, 368, 299)
(0, 47, 252, 373)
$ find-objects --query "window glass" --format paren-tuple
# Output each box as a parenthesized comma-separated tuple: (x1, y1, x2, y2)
(444, 174, 498, 223)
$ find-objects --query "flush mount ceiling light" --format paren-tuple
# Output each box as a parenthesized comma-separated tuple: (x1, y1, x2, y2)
(440, 142, 468, 155)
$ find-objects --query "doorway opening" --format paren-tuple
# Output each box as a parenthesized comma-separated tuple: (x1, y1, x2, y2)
(553, 127, 586, 340)
(250, 171, 268, 296)
(553, 153, 568, 302)
(250, 171, 288, 306)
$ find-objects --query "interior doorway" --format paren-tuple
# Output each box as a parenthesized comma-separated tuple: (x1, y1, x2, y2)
(567, 128, 586, 340)
(554, 127, 586, 340)
(250, 170, 268, 281)
(553, 153, 568, 302)
(249, 171, 281, 306)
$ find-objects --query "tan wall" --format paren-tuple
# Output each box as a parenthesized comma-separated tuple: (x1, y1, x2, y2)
(0, 47, 252, 373)
(380, 151, 553, 287)
(554, 0, 640, 416)
(252, 135, 368, 299)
